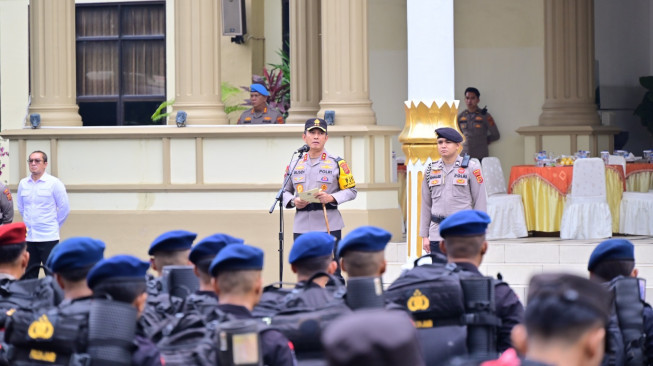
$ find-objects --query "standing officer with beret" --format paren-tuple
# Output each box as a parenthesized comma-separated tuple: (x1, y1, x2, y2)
(183, 233, 243, 316)
(587, 239, 653, 365)
(282, 118, 357, 271)
(237, 84, 285, 124)
(457, 87, 500, 160)
(421, 127, 487, 254)
(209, 244, 296, 366)
(436, 210, 523, 352)
(46, 236, 105, 304)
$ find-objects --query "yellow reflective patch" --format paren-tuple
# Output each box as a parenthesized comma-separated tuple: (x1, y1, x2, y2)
(415, 319, 433, 329)
(28, 314, 54, 340)
(407, 289, 429, 312)
(29, 349, 56, 362)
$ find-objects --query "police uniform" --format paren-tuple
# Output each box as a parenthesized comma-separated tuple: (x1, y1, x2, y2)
(588, 239, 653, 365)
(420, 129, 487, 247)
(0, 183, 13, 225)
(209, 244, 296, 366)
(87, 255, 164, 366)
(282, 119, 357, 236)
(439, 210, 524, 352)
(237, 105, 285, 124)
(457, 109, 500, 159)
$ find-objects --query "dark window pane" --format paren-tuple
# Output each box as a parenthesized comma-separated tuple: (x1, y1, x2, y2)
(124, 101, 165, 125)
(122, 40, 165, 96)
(122, 5, 165, 36)
(79, 102, 117, 126)
(77, 41, 119, 96)
(76, 6, 118, 37)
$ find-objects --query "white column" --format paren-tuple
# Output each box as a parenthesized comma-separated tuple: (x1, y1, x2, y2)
(402, 0, 457, 261)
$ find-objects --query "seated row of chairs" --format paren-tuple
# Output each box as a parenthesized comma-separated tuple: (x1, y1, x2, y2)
(478, 156, 652, 240)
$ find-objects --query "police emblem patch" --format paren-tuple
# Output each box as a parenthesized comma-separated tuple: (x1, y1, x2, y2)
(297, 184, 303, 193)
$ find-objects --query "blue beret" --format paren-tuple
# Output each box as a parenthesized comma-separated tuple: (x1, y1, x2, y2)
(250, 84, 269, 97)
(87, 255, 150, 289)
(289, 232, 336, 264)
(435, 127, 463, 143)
(439, 210, 491, 238)
(588, 239, 634, 271)
(209, 244, 264, 276)
(148, 230, 197, 255)
(47, 237, 105, 273)
(337, 226, 391, 258)
(189, 233, 244, 265)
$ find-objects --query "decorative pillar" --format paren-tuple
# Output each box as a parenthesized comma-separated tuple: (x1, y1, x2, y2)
(401, 0, 457, 259)
(172, 0, 227, 125)
(29, 0, 82, 126)
(286, 0, 322, 124)
(318, 0, 375, 125)
(539, 0, 599, 126)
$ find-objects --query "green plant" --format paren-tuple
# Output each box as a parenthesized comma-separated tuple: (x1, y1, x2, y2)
(221, 82, 248, 115)
(241, 47, 291, 118)
(634, 76, 653, 135)
(151, 99, 175, 123)
(268, 46, 290, 89)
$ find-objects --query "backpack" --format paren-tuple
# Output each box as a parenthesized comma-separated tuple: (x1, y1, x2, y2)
(601, 276, 647, 366)
(3, 298, 137, 366)
(139, 275, 186, 339)
(255, 272, 351, 358)
(385, 254, 502, 364)
(0, 275, 63, 328)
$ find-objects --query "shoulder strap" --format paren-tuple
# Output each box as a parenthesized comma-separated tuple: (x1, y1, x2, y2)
(612, 277, 646, 366)
(425, 162, 433, 192)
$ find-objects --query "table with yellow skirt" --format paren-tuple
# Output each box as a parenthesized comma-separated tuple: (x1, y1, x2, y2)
(508, 165, 625, 233)
(626, 163, 653, 192)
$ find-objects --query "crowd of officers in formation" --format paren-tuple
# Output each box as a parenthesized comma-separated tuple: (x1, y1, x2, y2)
(0, 209, 650, 366)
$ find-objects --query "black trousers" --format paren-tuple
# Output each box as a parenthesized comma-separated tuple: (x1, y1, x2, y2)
(25, 240, 58, 279)
(294, 230, 343, 283)
(429, 240, 444, 255)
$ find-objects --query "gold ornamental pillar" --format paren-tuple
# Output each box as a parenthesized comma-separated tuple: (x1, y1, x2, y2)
(286, 0, 322, 124)
(172, 0, 227, 125)
(539, 0, 599, 126)
(317, 0, 376, 125)
(399, 101, 459, 259)
(28, 0, 83, 126)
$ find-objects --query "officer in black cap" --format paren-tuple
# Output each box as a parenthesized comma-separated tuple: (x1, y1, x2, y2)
(587, 238, 653, 365)
(420, 127, 487, 255)
(182, 233, 243, 316)
(282, 118, 357, 276)
(46, 236, 105, 304)
(210, 244, 296, 366)
(87, 255, 163, 366)
(322, 309, 425, 366)
(437, 209, 523, 352)
(510, 273, 612, 366)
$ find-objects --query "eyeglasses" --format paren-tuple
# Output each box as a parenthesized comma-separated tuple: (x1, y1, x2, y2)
(28, 159, 43, 163)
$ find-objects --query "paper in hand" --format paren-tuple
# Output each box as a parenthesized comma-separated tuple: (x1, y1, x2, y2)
(298, 188, 321, 203)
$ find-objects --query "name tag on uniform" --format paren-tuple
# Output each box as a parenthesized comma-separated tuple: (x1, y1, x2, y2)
(429, 179, 442, 186)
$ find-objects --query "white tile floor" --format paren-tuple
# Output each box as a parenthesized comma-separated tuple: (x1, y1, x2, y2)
(383, 235, 653, 304)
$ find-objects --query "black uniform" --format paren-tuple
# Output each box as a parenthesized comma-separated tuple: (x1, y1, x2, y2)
(217, 304, 296, 366)
(455, 262, 524, 351)
(642, 302, 653, 365)
(180, 290, 220, 318)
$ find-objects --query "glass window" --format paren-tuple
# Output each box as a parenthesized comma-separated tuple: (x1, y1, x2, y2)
(76, 2, 166, 126)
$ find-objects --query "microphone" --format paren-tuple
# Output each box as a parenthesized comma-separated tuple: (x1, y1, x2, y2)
(296, 144, 310, 153)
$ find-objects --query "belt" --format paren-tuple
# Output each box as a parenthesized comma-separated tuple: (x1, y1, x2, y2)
(431, 215, 447, 224)
(297, 203, 338, 212)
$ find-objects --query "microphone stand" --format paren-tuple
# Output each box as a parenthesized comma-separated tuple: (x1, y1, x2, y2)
(269, 149, 306, 284)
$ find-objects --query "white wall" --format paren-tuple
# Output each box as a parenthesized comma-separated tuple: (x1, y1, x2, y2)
(368, 0, 408, 159)
(595, 0, 653, 153)
(0, 0, 29, 131)
(454, 0, 545, 171)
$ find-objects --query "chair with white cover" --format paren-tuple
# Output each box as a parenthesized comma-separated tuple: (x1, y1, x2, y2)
(619, 192, 653, 235)
(608, 155, 626, 175)
(560, 158, 612, 239)
(481, 157, 528, 239)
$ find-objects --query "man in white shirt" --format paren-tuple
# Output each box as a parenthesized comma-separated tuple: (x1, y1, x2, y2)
(16, 150, 70, 279)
